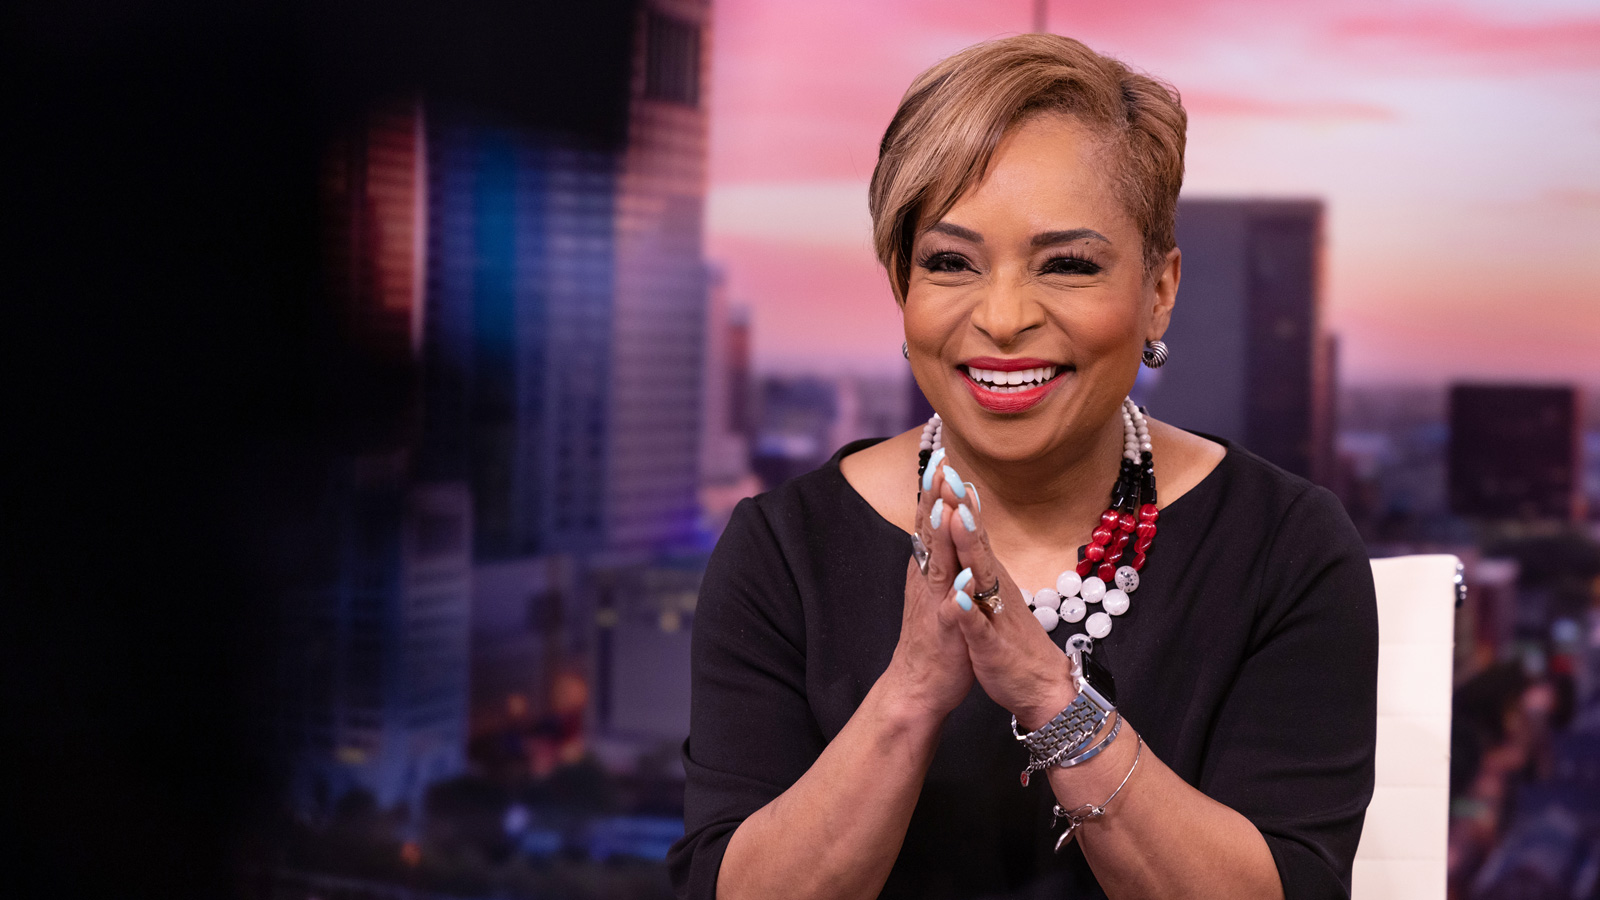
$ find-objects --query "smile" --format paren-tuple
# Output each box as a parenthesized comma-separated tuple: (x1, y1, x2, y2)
(963, 365, 1060, 393)
(957, 360, 1069, 413)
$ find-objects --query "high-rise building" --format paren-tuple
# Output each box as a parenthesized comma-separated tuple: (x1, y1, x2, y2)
(279, 104, 476, 820)
(420, 120, 618, 560)
(1448, 384, 1583, 522)
(1141, 199, 1334, 482)
(280, 469, 473, 816)
(607, 0, 712, 555)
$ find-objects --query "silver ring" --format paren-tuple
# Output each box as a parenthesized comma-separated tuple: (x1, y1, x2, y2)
(910, 533, 931, 575)
(973, 577, 1002, 614)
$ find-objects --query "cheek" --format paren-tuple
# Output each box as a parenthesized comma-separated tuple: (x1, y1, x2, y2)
(901, 289, 966, 349)
(1051, 291, 1148, 358)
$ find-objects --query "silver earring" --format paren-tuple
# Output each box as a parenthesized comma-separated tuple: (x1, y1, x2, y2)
(1141, 339, 1169, 369)
(902, 341, 910, 359)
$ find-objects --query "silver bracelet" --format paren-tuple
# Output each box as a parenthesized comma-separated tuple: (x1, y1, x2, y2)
(1054, 712, 1123, 769)
(1051, 733, 1144, 852)
(1013, 650, 1114, 786)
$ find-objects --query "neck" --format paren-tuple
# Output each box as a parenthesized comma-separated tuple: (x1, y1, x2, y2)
(937, 404, 1128, 553)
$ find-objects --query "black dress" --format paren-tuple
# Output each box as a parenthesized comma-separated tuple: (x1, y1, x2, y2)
(668, 436, 1377, 900)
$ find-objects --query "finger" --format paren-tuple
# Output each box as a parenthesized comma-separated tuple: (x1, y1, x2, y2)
(921, 457, 961, 594)
(937, 573, 988, 633)
(951, 587, 1000, 650)
(946, 494, 1010, 622)
(908, 446, 946, 584)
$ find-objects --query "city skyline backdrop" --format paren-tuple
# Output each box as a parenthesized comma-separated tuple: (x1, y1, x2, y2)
(705, 0, 1600, 386)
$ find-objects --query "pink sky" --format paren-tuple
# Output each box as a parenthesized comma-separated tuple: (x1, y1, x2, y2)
(704, 0, 1600, 386)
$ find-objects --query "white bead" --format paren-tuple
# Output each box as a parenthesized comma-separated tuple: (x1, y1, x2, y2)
(1033, 588, 1060, 611)
(1020, 588, 1035, 607)
(1061, 595, 1086, 623)
(1086, 611, 1112, 638)
(1081, 576, 1106, 604)
(1033, 606, 1061, 632)
(1140, 442, 1152, 452)
(1055, 570, 1082, 597)
(1102, 588, 1130, 615)
(918, 439, 931, 450)
(1114, 566, 1139, 592)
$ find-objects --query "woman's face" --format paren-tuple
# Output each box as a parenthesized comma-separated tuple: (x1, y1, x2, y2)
(903, 113, 1177, 463)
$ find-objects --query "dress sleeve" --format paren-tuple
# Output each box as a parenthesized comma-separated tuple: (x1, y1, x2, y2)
(1196, 485, 1379, 900)
(667, 497, 827, 900)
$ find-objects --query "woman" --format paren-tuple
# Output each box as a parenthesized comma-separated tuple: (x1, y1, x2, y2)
(669, 34, 1376, 900)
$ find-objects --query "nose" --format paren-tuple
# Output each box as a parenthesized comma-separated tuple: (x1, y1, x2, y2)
(968, 273, 1043, 348)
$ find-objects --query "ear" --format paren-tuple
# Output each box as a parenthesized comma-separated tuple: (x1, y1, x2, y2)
(1147, 246, 1181, 340)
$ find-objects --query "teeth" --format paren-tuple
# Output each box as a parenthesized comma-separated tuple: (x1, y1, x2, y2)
(966, 365, 1059, 391)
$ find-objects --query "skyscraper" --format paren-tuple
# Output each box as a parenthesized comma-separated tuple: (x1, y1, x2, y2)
(420, 121, 618, 560)
(280, 103, 474, 818)
(607, 0, 712, 555)
(1141, 199, 1334, 482)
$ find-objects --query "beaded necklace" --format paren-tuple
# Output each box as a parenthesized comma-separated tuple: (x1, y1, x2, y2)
(914, 398, 1160, 650)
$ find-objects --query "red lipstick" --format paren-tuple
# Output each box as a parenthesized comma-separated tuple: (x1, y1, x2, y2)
(958, 359, 1068, 414)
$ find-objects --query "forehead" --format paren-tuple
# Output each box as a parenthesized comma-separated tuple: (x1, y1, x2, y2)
(934, 114, 1131, 239)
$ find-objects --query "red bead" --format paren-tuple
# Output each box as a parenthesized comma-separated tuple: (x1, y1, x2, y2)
(1137, 522, 1156, 540)
(1118, 512, 1136, 533)
(1076, 558, 1094, 577)
(1091, 526, 1113, 545)
(1131, 551, 1148, 570)
(1111, 535, 1131, 559)
(1138, 504, 1159, 523)
(1135, 535, 1154, 553)
(1097, 562, 1116, 582)
(1100, 510, 1121, 529)
(1086, 544, 1105, 561)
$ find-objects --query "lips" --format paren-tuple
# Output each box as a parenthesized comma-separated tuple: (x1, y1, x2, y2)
(958, 359, 1068, 414)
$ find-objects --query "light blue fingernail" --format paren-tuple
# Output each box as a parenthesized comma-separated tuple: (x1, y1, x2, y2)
(930, 499, 944, 530)
(929, 447, 946, 469)
(943, 466, 965, 498)
(955, 590, 972, 612)
(958, 503, 976, 532)
(922, 461, 936, 492)
(953, 567, 972, 591)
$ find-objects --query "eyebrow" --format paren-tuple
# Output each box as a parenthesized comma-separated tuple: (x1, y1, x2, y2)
(926, 222, 1111, 247)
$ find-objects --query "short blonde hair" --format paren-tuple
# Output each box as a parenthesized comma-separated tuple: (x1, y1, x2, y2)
(868, 34, 1187, 304)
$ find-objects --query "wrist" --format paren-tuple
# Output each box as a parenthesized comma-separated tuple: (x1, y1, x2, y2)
(875, 654, 960, 734)
(1013, 653, 1079, 733)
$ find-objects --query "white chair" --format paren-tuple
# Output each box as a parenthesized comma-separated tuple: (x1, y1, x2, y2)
(1352, 554, 1460, 900)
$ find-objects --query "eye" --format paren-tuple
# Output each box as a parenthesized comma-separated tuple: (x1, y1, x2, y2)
(918, 251, 976, 274)
(1039, 254, 1102, 276)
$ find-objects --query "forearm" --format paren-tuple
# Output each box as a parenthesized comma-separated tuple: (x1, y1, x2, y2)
(716, 669, 944, 900)
(1048, 720, 1283, 900)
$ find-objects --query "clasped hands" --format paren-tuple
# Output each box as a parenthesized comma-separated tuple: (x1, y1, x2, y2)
(892, 447, 1077, 733)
